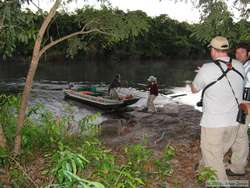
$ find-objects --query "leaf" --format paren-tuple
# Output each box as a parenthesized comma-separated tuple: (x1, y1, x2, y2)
(77, 154, 89, 163)
(75, 157, 84, 169)
(57, 169, 65, 183)
(71, 159, 77, 175)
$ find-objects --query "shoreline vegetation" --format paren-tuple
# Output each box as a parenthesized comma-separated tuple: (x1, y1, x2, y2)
(1, 95, 249, 187)
(0, 95, 179, 187)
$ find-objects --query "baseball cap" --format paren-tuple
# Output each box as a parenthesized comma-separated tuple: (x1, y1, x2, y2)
(208, 36, 229, 50)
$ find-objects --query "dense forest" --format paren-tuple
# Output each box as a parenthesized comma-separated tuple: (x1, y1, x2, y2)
(1, 1, 249, 62)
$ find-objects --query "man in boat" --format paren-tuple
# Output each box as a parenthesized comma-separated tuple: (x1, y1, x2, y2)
(108, 74, 121, 100)
(191, 36, 245, 184)
(146, 75, 158, 112)
(225, 42, 250, 177)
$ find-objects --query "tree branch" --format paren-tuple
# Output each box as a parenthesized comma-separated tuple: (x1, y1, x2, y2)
(39, 28, 110, 58)
(81, 19, 98, 32)
(0, 6, 6, 32)
(0, 123, 6, 149)
(29, 0, 43, 12)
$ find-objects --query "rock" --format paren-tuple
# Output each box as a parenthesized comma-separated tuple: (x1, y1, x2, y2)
(160, 103, 180, 114)
(100, 119, 126, 137)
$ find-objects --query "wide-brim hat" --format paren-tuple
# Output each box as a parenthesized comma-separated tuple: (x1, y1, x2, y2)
(207, 36, 229, 50)
(147, 75, 157, 82)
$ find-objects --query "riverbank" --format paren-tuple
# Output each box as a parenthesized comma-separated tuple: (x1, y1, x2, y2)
(100, 103, 250, 187)
(0, 94, 249, 187)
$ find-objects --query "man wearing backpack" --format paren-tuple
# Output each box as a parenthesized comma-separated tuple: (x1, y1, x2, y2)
(191, 36, 245, 184)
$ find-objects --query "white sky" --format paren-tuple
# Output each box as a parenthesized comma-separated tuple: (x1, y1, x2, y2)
(23, 0, 246, 23)
(24, 0, 201, 23)
(100, 0, 201, 23)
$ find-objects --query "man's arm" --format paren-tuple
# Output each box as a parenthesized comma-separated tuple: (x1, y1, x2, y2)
(191, 84, 199, 93)
(191, 64, 206, 93)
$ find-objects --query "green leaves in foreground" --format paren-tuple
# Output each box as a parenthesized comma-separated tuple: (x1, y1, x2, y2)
(196, 167, 219, 188)
(49, 143, 104, 188)
(0, 95, 177, 187)
(154, 145, 175, 177)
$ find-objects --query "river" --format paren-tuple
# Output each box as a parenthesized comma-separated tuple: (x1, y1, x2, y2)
(0, 60, 203, 121)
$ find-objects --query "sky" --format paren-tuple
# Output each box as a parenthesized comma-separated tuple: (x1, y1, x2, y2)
(23, 0, 246, 24)
(96, 0, 201, 23)
(24, 0, 201, 23)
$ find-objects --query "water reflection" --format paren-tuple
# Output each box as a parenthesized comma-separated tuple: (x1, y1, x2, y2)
(0, 60, 202, 121)
(0, 60, 200, 87)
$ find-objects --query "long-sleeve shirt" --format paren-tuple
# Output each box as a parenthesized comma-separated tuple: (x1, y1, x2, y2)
(148, 83, 158, 96)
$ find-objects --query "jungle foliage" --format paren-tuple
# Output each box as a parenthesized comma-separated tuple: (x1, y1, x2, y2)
(0, 1, 249, 61)
(0, 95, 176, 187)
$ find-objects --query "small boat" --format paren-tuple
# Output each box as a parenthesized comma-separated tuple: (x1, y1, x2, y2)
(64, 88, 140, 109)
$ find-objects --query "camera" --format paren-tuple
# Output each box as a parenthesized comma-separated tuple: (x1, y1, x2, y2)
(243, 87, 250, 101)
(236, 108, 246, 124)
(196, 101, 203, 107)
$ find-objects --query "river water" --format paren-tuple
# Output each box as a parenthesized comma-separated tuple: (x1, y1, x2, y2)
(0, 60, 203, 121)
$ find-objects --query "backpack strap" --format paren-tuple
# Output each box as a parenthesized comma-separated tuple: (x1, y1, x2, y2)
(199, 66, 227, 105)
(232, 67, 244, 80)
(215, 58, 244, 80)
(199, 58, 243, 106)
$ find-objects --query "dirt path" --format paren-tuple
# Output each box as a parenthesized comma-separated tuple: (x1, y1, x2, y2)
(100, 103, 250, 188)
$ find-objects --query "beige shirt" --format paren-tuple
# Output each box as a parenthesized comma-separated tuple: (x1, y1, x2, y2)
(193, 57, 245, 128)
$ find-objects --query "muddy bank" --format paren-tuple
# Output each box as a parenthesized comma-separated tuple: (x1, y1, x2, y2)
(101, 103, 202, 187)
(101, 103, 201, 149)
(100, 103, 250, 188)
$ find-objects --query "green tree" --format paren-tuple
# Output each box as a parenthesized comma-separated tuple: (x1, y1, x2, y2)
(0, 1, 38, 59)
(197, 0, 249, 18)
(11, 0, 149, 155)
(192, 0, 236, 45)
(234, 19, 250, 41)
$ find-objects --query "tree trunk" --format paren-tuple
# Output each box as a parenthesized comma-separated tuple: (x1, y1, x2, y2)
(0, 123, 6, 148)
(13, 0, 62, 155)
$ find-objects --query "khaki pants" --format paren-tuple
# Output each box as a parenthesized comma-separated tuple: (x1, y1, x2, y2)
(200, 126, 239, 182)
(229, 114, 249, 174)
(147, 94, 156, 112)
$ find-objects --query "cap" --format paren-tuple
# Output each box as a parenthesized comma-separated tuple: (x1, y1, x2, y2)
(208, 36, 229, 50)
(147, 75, 157, 82)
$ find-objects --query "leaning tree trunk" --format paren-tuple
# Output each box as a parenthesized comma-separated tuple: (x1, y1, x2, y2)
(0, 123, 6, 148)
(13, 0, 62, 155)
